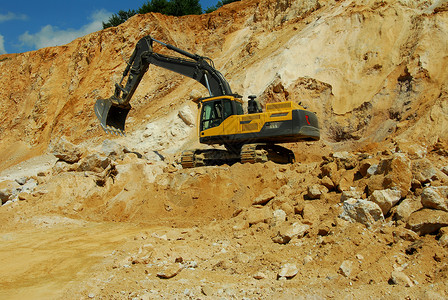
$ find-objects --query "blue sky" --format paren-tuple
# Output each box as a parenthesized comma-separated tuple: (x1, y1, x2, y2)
(0, 0, 219, 54)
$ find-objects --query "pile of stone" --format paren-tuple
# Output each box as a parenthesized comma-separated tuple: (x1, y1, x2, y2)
(50, 137, 152, 186)
(228, 147, 448, 252)
(0, 137, 147, 206)
(318, 149, 448, 241)
(0, 176, 39, 205)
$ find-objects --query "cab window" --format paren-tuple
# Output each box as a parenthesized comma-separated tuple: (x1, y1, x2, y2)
(201, 100, 223, 130)
(222, 99, 233, 120)
(234, 101, 244, 115)
(201, 98, 242, 130)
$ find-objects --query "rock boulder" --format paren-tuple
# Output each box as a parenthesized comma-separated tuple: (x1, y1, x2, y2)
(421, 186, 448, 212)
(395, 197, 423, 222)
(368, 189, 401, 215)
(78, 153, 111, 173)
(406, 209, 448, 235)
(50, 137, 83, 164)
(272, 222, 310, 244)
(368, 154, 412, 197)
(340, 198, 384, 228)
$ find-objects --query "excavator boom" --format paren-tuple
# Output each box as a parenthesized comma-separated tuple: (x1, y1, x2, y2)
(94, 35, 232, 134)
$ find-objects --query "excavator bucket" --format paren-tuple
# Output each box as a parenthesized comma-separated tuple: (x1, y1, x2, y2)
(94, 98, 131, 135)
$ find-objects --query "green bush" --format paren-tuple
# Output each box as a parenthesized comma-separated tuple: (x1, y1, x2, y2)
(166, 0, 202, 16)
(138, 0, 172, 15)
(205, 0, 240, 13)
(102, 9, 137, 29)
(103, 0, 203, 29)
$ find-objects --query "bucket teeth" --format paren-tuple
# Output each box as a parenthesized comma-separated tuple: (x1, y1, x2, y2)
(100, 124, 124, 136)
(104, 125, 123, 136)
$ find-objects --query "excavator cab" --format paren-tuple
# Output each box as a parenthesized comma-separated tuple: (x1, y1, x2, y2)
(199, 96, 244, 131)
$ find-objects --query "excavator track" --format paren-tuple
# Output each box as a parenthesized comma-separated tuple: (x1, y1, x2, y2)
(180, 150, 195, 169)
(263, 144, 296, 164)
(181, 144, 295, 168)
(240, 144, 269, 164)
(180, 150, 224, 168)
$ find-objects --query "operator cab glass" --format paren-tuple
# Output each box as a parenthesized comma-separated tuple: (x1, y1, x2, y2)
(201, 97, 243, 131)
(234, 100, 244, 115)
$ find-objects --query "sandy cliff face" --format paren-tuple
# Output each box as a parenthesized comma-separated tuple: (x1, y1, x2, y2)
(0, 0, 447, 169)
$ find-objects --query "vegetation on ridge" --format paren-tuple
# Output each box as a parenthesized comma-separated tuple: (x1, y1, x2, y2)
(103, 0, 240, 29)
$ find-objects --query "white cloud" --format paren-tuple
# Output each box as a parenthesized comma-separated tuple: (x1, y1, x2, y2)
(0, 34, 6, 54)
(18, 9, 111, 50)
(0, 12, 27, 23)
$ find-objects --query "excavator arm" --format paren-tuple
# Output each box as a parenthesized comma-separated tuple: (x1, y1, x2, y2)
(94, 35, 233, 134)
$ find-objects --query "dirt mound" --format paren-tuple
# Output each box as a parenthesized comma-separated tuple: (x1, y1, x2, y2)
(1, 0, 448, 298)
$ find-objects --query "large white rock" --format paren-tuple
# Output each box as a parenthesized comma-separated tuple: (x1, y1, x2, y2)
(278, 263, 298, 278)
(50, 137, 83, 163)
(272, 222, 310, 244)
(340, 198, 384, 227)
(177, 105, 195, 127)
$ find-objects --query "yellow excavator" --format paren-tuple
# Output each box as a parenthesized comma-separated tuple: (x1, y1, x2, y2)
(94, 35, 319, 168)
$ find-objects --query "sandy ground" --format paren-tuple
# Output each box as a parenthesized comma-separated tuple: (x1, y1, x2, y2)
(1, 150, 447, 299)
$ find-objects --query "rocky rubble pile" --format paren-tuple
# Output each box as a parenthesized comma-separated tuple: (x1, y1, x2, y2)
(210, 142, 448, 245)
(1, 137, 448, 298)
(45, 141, 445, 299)
(0, 137, 162, 205)
(3, 138, 448, 242)
(331, 148, 448, 236)
(0, 176, 38, 205)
